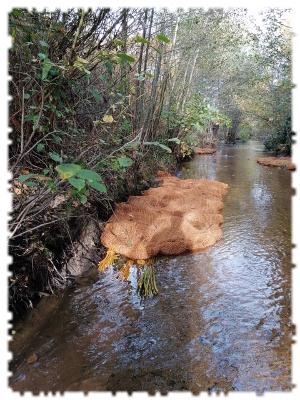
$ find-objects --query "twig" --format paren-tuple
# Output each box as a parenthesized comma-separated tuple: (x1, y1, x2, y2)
(21, 87, 25, 153)
(9, 215, 82, 240)
(68, 9, 86, 66)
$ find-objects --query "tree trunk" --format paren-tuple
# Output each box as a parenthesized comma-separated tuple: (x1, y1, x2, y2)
(120, 8, 128, 93)
(180, 47, 200, 112)
(166, 10, 181, 130)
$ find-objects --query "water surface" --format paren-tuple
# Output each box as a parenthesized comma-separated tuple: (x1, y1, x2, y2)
(9, 141, 294, 394)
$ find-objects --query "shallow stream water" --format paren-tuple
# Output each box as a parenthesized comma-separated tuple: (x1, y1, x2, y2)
(9, 141, 295, 394)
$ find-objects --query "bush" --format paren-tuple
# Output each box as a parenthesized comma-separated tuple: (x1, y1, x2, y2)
(264, 116, 292, 155)
(239, 123, 252, 142)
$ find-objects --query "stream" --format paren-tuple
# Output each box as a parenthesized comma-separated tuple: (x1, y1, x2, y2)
(9, 140, 294, 394)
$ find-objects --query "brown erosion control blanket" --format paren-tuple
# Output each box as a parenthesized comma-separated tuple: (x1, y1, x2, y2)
(101, 172, 229, 260)
(193, 147, 217, 155)
(257, 157, 295, 170)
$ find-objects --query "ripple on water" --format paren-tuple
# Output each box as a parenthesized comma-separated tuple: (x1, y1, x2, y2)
(9, 141, 293, 393)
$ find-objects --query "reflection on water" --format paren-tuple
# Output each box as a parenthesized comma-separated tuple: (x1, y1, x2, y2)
(9, 141, 294, 394)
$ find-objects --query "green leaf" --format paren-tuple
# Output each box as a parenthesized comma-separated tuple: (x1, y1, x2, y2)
(36, 143, 45, 152)
(146, 73, 154, 78)
(113, 38, 125, 46)
(78, 193, 87, 204)
(11, 9, 23, 17)
(38, 53, 46, 60)
(52, 134, 62, 144)
(143, 141, 172, 153)
(135, 36, 150, 45)
(136, 75, 145, 81)
(191, 123, 204, 133)
(76, 169, 102, 181)
(74, 60, 91, 75)
(18, 173, 37, 183)
(79, 186, 90, 196)
(105, 61, 113, 76)
(42, 58, 53, 80)
(66, 201, 72, 217)
(152, 46, 162, 55)
(156, 34, 170, 43)
(157, 143, 172, 153)
(39, 40, 49, 47)
(117, 156, 133, 167)
(87, 180, 107, 193)
(46, 180, 57, 193)
(24, 93, 30, 100)
(124, 141, 140, 149)
(117, 53, 135, 63)
(49, 152, 62, 162)
(89, 88, 102, 103)
(24, 181, 38, 187)
(68, 177, 85, 191)
(143, 141, 158, 146)
(56, 163, 81, 179)
(99, 73, 109, 82)
(168, 137, 181, 144)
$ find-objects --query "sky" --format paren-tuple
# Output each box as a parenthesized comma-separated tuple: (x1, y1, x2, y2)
(248, 0, 300, 29)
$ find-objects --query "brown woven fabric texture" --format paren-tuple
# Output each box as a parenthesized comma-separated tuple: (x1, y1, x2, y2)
(101, 172, 229, 260)
(193, 147, 217, 154)
(257, 157, 295, 170)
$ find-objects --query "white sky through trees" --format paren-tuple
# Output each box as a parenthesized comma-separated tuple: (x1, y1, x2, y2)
(247, 0, 300, 30)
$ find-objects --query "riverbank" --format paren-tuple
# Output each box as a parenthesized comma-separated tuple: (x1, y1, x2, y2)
(9, 149, 178, 322)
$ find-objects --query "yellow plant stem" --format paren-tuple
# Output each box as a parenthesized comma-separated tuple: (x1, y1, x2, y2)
(116, 259, 134, 281)
(98, 247, 116, 271)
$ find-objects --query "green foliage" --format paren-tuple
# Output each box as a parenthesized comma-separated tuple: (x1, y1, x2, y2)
(239, 123, 253, 142)
(184, 95, 231, 130)
(117, 53, 135, 63)
(55, 164, 107, 203)
(144, 141, 172, 153)
(264, 116, 292, 155)
(18, 173, 38, 183)
(135, 35, 150, 45)
(156, 34, 170, 43)
(264, 135, 280, 152)
(117, 156, 134, 167)
(179, 133, 199, 159)
(165, 94, 231, 136)
(163, 93, 231, 158)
